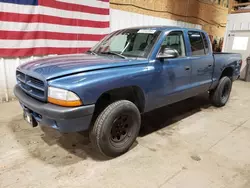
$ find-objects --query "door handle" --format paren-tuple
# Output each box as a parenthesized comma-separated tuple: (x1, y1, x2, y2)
(208, 64, 212, 67)
(185, 66, 190, 70)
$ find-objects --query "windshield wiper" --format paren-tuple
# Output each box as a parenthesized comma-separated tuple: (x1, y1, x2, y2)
(100, 51, 127, 59)
(86, 50, 98, 56)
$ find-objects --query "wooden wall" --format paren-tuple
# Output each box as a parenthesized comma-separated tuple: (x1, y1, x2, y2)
(110, 0, 228, 37)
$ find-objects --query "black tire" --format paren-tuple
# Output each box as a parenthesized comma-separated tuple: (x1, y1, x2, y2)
(210, 76, 232, 107)
(89, 100, 141, 158)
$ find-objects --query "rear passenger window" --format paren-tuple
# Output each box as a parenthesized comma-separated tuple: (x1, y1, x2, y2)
(201, 32, 209, 54)
(188, 31, 205, 56)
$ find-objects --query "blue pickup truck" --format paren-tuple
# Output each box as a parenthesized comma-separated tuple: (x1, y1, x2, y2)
(14, 26, 242, 157)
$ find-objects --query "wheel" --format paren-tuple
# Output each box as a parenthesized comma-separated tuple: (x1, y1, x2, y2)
(89, 100, 141, 158)
(210, 76, 232, 107)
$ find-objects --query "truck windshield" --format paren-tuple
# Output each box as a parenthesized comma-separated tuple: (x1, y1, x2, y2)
(90, 29, 161, 58)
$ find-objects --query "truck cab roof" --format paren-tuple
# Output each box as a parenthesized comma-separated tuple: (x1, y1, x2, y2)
(119, 25, 203, 32)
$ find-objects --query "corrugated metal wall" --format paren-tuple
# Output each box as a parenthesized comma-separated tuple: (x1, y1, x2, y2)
(223, 13, 250, 32)
(0, 56, 48, 102)
(0, 9, 201, 102)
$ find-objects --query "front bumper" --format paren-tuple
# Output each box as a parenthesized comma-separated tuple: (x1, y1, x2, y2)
(14, 85, 95, 133)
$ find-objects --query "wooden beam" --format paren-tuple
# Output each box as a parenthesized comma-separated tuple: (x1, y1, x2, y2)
(228, 0, 233, 14)
(233, 2, 250, 7)
(232, 9, 250, 14)
(220, 0, 223, 6)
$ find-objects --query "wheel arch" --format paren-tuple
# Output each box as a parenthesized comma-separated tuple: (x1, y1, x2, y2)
(220, 66, 234, 80)
(93, 86, 146, 119)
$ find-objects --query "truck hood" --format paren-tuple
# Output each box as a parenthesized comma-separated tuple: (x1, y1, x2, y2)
(18, 54, 148, 80)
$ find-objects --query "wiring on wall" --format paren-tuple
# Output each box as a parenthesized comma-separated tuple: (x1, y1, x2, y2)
(110, 2, 227, 28)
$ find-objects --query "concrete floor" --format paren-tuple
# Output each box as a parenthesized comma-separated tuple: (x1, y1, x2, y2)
(1, 81, 250, 188)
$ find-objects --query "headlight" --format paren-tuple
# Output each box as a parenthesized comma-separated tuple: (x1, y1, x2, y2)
(48, 87, 82, 107)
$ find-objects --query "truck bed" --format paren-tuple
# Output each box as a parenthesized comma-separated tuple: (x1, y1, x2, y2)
(213, 52, 240, 55)
(212, 52, 242, 86)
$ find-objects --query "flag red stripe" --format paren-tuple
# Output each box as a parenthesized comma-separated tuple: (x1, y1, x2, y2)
(0, 30, 106, 40)
(0, 47, 90, 57)
(0, 12, 109, 28)
(40, 0, 109, 15)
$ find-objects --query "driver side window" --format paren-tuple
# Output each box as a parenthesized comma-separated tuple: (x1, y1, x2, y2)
(159, 31, 186, 57)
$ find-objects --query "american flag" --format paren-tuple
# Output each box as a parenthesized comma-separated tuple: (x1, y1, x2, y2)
(0, 0, 110, 57)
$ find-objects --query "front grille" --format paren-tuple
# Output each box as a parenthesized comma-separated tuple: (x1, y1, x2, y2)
(16, 70, 46, 101)
(29, 77, 44, 88)
(16, 71, 25, 82)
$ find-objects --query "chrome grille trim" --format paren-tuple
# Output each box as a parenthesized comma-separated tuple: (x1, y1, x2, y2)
(16, 70, 46, 101)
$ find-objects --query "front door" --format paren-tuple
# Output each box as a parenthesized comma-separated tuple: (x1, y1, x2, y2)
(151, 31, 192, 109)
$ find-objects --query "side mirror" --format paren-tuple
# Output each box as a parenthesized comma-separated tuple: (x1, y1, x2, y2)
(157, 48, 179, 59)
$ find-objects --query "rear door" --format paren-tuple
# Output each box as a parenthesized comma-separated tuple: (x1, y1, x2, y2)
(187, 31, 214, 93)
